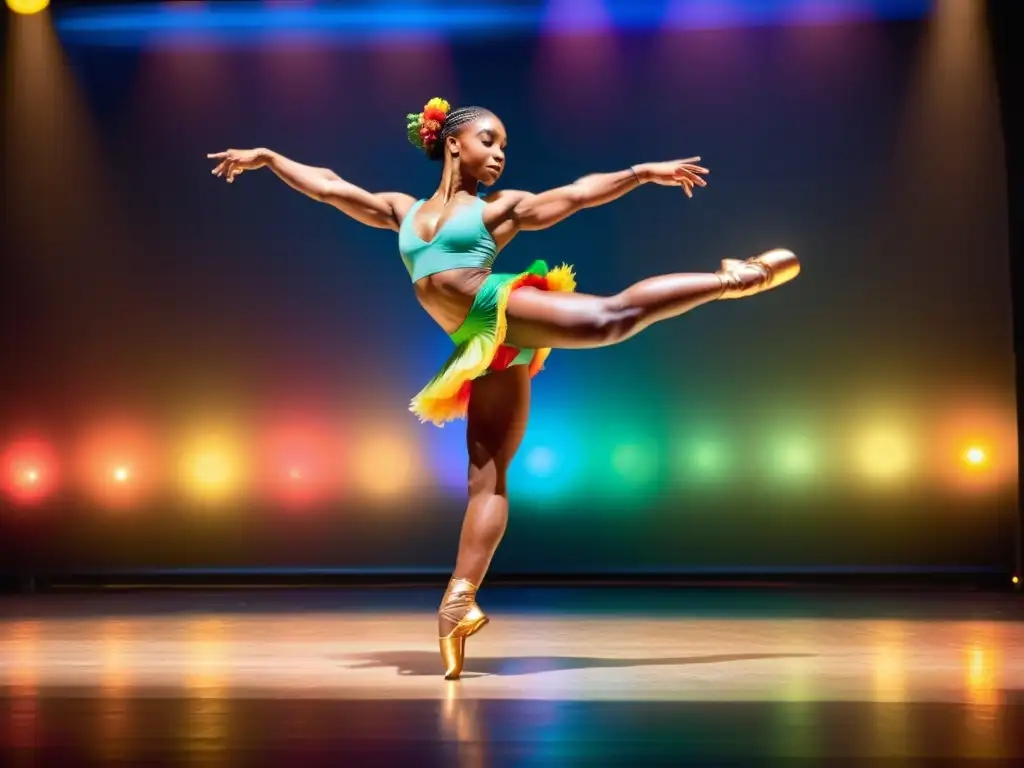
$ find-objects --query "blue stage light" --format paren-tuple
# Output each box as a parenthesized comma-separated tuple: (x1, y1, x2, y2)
(54, 1, 933, 46)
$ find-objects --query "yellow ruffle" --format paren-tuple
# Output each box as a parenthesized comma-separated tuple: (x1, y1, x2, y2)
(410, 264, 577, 426)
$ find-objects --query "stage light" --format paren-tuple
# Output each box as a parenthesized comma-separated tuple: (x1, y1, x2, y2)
(6, 0, 50, 16)
(75, 421, 160, 507)
(525, 446, 557, 478)
(853, 423, 914, 482)
(963, 446, 986, 466)
(1013, 576, 1019, 585)
(353, 432, 419, 499)
(258, 418, 338, 507)
(588, 418, 662, 499)
(772, 436, 817, 479)
(609, 440, 660, 490)
(1, 438, 59, 504)
(675, 436, 728, 481)
(179, 429, 246, 502)
(508, 412, 583, 500)
(934, 405, 1016, 489)
(692, 443, 723, 471)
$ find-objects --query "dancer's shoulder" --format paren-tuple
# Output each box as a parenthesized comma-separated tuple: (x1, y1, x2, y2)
(482, 188, 529, 208)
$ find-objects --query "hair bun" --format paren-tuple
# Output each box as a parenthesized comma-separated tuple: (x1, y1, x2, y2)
(406, 97, 451, 157)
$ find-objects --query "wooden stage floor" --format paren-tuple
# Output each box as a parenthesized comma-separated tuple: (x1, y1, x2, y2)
(1, 586, 1022, 765)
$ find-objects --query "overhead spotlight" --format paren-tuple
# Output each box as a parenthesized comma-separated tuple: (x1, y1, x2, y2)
(6, 0, 50, 16)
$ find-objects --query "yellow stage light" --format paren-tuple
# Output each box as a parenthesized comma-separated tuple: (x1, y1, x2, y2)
(853, 424, 913, 481)
(6, 0, 50, 16)
(1012, 576, 1019, 585)
(179, 430, 246, 502)
(933, 405, 1017, 490)
(112, 466, 130, 483)
(963, 446, 987, 466)
(352, 433, 418, 499)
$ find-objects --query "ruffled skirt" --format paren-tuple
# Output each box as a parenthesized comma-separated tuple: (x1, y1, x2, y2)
(410, 260, 577, 426)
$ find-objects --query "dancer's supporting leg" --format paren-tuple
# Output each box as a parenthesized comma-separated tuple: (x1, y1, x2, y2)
(438, 364, 530, 680)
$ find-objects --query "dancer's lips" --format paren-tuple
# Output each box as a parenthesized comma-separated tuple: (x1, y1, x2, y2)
(486, 165, 502, 176)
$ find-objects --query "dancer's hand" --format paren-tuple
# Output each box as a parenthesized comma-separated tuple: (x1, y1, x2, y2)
(636, 158, 708, 198)
(208, 148, 269, 184)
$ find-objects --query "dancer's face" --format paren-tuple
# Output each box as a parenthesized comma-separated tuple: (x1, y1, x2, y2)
(449, 113, 507, 185)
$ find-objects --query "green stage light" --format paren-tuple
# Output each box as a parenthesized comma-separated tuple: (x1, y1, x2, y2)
(770, 435, 818, 480)
(609, 441, 660, 489)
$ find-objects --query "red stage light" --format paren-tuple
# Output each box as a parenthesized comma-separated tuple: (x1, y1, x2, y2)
(258, 417, 341, 508)
(1, 438, 59, 504)
(74, 421, 160, 508)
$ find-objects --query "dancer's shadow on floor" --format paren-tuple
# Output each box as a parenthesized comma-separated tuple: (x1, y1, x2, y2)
(336, 651, 816, 677)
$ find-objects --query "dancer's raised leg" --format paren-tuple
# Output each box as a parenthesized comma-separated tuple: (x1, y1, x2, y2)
(505, 249, 799, 351)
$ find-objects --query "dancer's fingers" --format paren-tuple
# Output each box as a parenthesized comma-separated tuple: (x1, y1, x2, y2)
(678, 164, 709, 176)
(674, 169, 706, 187)
(207, 152, 228, 159)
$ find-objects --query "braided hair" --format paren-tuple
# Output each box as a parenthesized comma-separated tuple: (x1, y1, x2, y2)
(406, 98, 490, 162)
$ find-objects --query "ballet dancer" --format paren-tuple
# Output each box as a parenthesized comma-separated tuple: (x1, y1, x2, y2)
(208, 96, 799, 679)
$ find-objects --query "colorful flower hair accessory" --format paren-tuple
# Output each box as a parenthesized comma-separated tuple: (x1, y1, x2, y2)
(406, 97, 451, 154)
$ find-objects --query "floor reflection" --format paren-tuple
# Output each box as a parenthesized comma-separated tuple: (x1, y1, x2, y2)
(0, 588, 1021, 764)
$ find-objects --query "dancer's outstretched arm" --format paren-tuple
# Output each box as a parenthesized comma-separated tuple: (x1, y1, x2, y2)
(208, 147, 415, 231)
(486, 158, 708, 233)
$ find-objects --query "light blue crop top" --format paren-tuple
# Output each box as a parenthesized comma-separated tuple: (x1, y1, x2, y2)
(398, 198, 498, 282)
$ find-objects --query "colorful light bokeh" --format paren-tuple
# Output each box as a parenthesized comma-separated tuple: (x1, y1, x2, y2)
(73, 420, 160, 509)
(854, 425, 914, 482)
(351, 428, 423, 500)
(673, 429, 731, 485)
(0, 401, 1017, 507)
(177, 426, 248, 503)
(257, 417, 340, 508)
(0, 438, 59, 505)
(769, 433, 820, 483)
(509, 411, 585, 501)
(933, 407, 1017, 492)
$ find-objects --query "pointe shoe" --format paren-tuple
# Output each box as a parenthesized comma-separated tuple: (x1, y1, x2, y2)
(716, 248, 800, 300)
(438, 577, 490, 680)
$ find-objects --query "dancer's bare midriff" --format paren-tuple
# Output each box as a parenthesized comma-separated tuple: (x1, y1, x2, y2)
(413, 267, 492, 335)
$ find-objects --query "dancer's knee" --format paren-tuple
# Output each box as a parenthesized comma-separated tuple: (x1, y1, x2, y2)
(584, 296, 642, 345)
(468, 460, 508, 498)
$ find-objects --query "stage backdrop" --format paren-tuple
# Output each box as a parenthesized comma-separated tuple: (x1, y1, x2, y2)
(1, 1, 1017, 576)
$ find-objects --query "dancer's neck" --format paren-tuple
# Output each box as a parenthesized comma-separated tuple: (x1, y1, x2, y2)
(434, 158, 479, 203)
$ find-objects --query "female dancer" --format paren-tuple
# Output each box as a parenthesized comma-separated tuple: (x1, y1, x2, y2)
(209, 97, 799, 679)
